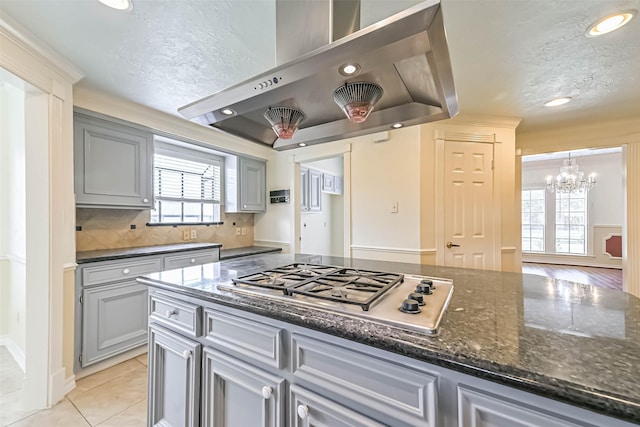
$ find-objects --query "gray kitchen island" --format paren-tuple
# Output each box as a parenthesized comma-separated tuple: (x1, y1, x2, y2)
(138, 253, 639, 427)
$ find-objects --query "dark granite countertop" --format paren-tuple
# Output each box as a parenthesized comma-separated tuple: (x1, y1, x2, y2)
(138, 253, 640, 424)
(77, 242, 222, 263)
(219, 246, 282, 260)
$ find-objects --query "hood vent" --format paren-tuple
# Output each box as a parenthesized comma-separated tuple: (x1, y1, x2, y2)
(178, 0, 458, 151)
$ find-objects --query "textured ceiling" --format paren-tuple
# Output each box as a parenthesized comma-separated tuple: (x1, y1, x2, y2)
(1, 0, 639, 133)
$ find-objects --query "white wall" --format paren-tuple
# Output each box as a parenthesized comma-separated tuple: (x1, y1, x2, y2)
(0, 72, 27, 367)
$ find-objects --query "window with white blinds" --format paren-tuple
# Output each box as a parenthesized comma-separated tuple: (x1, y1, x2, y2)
(150, 142, 224, 224)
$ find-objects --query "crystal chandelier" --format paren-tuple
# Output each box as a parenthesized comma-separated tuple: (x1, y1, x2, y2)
(546, 154, 597, 193)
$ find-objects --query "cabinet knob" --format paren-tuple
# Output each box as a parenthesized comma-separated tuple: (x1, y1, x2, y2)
(190, 258, 196, 264)
(261, 386, 272, 399)
(243, 204, 247, 208)
(165, 309, 177, 318)
(182, 350, 191, 359)
(297, 405, 309, 419)
(143, 198, 149, 203)
(122, 268, 130, 274)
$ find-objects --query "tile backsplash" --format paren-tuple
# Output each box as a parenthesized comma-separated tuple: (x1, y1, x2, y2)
(76, 208, 254, 252)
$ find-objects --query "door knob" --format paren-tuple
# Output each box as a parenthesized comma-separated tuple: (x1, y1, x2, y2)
(446, 241, 460, 249)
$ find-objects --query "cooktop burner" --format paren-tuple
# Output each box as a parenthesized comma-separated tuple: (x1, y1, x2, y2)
(222, 262, 454, 335)
(232, 264, 403, 311)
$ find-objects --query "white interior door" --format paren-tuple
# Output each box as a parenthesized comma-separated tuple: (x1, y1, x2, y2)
(443, 141, 495, 269)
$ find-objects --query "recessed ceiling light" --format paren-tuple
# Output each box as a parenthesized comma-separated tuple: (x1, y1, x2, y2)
(221, 108, 235, 116)
(544, 97, 572, 107)
(339, 63, 361, 76)
(586, 10, 636, 36)
(98, 0, 133, 11)
(391, 123, 403, 129)
(298, 143, 306, 147)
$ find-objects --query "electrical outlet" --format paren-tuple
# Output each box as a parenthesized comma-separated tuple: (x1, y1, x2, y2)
(241, 227, 247, 236)
(235, 227, 241, 236)
(390, 202, 399, 213)
(183, 230, 190, 241)
(190, 229, 197, 239)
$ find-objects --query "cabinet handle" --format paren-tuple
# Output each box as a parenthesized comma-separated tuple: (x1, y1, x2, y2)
(261, 386, 272, 399)
(165, 309, 177, 318)
(190, 258, 196, 264)
(297, 405, 309, 419)
(143, 198, 149, 203)
(122, 268, 130, 274)
(182, 350, 191, 359)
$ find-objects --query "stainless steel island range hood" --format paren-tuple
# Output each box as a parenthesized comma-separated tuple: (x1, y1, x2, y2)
(178, 0, 458, 151)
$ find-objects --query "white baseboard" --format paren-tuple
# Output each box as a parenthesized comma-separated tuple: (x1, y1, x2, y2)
(64, 375, 76, 395)
(49, 367, 67, 405)
(75, 345, 147, 380)
(0, 336, 26, 372)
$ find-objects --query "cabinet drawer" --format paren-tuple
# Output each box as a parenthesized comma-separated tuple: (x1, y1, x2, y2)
(82, 258, 162, 287)
(149, 293, 202, 338)
(291, 333, 437, 427)
(204, 308, 283, 369)
(164, 250, 218, 270)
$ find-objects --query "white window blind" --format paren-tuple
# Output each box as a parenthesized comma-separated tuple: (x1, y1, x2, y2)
(150, 142, 224, 224)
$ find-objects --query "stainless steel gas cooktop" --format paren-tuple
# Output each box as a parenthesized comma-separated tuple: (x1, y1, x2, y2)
(217, 263, 454, 335)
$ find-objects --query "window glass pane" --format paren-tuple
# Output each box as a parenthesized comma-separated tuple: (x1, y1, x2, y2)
(522, 239, 530, 251)
(531, 238, 544, 252)
(531, 213, 545, 225)
(531, 189, 545, 199)
(202, 203, 214, 222)
(183, 202, 202, 223)
(522, 226, 530, 238)
(160, 201, 182, 222)
(531, 225, 544, 238)
(556, 240, 570, 253)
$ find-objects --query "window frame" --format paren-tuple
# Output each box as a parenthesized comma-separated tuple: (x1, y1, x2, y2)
(149, 141, 225, 226)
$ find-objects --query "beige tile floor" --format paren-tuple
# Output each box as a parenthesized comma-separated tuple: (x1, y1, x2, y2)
(1, 348, 148, 427)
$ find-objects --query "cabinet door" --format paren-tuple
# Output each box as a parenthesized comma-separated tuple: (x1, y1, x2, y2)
(202, 348, 285, 427)
(74, 114, 153, 209)
(458, 386, 587, 427)
(300, 168, 309, 211)
(148, 325, 201, 427)
(290, 385, 385, 427)
(309, 169, 322, 212)
(239, 157, 266, 212)
(322, 173, 335, 193)
(81, 281, 148, 367)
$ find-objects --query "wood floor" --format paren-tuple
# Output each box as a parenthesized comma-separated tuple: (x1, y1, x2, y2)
(522, 262, 623, 291)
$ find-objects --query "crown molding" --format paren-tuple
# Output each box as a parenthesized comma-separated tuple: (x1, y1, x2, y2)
(0, 11, 83, 84)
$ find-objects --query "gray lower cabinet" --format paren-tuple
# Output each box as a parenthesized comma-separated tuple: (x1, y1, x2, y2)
(75, 248, 219, 371)
(74, 113, 153, 209)
(81, 281, 148, 366)
(145, 291, 635, 427)
(148, 324, 201, 427)
(457, 386, 588, 427)
(202, 348, 285, 427)
(290, 385, 385, 427)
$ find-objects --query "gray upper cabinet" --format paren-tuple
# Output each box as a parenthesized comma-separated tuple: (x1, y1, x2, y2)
(225, 156, 266, 213)
(300, 167, 321, 212)
(74, 113, 153, 209)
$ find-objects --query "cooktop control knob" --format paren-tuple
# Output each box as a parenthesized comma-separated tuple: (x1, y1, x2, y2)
(408, 293, 425, 305)
(399, 299, 421, 314)
(420, 279, 435, 289)
(415, 283, 433, 295)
